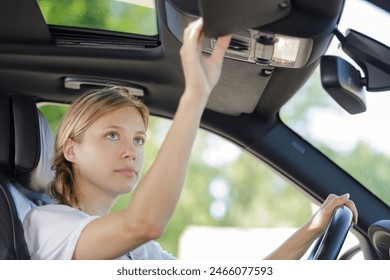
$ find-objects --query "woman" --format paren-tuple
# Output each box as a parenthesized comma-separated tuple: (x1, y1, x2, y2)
(23, 18, 357, 260)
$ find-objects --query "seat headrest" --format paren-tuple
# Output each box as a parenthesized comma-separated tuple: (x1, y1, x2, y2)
(13, 95, 54, 192)
(0, 94, 12, 174)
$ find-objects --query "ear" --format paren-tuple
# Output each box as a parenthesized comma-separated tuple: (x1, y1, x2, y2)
(63, 138, 77, 163)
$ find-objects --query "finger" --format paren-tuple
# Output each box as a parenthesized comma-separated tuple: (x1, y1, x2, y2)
(335, 193, 350, 205)
(345, 200, 358, 224)
(321, 193, 338, 207)
(334, 194, 351, 209)
(183, 18, 204, 44)
(328, 193, 349, 204)
(330, 193, 358, 225)
(180, 18, 204, 60)
(210, 34, 231, 62)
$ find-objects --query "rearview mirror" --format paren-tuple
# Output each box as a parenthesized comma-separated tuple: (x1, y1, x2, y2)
(198, 0, 291, 38)
(320, 55, 366, 114)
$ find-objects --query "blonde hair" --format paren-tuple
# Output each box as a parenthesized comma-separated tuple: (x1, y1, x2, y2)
(48, 87, 149, 207)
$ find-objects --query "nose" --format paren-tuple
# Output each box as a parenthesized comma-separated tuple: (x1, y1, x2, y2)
(122, 142, 137, 160)
(124, 152, 137, 160)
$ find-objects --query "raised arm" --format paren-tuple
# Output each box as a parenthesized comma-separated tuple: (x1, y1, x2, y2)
(73, 19, 231, 259)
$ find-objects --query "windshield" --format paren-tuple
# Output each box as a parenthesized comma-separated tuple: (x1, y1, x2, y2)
(37, 0, 158, 36)
(280, 0, 390, 206)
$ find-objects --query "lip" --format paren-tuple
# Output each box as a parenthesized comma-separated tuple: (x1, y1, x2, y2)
(114, 167, 137, 177)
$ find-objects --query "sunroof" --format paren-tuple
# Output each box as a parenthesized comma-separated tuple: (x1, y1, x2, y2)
(37, 0, 158, 36)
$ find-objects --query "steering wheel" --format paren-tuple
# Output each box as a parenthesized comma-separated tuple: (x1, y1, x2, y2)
(307, 205, 353, 260)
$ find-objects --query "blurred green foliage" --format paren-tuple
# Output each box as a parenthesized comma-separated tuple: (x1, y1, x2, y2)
(37, 0, 157, 35)
(39, 104, 68, 134)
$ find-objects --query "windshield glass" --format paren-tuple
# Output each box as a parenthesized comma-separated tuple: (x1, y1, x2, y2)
(37, 0, 157, 36)
(280, 0, 390, 206)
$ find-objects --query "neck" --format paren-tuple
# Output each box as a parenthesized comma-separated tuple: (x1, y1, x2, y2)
(73, 180, 118, 216)
(78, 197, 115, 216)
(80, 202, 111, 216)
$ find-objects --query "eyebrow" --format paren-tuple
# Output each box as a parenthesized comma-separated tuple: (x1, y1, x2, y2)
(103, 125, 146, 136)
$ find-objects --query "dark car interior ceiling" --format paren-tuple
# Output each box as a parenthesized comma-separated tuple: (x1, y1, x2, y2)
(0, 0, 345, 118)
(0, 0, 388, 119)
(165, 0, 345, 116)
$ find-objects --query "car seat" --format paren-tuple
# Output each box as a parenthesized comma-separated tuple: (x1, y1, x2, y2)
(12, 95, 55, 207)
(0, 94, 54, 259)
(0, 93, 30, 259)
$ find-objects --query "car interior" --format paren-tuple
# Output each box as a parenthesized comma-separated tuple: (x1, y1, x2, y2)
(0, 0, 390, 260)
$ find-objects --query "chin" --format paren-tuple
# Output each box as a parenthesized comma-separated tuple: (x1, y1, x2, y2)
(121, 184, 136, 194)
(113, 177, 138, 193)
(108, 183, 135, 197)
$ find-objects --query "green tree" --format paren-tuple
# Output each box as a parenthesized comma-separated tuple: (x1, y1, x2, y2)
(281, 68, 390, 206)
(37, 0, 157, 35)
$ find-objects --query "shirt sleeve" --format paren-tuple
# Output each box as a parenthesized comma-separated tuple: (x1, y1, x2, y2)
(23, 204, 98, 260)
(144, 241, 176, 260)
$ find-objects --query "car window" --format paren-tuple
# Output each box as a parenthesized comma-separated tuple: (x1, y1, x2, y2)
(39, 103, 327, 258)
(37, 0, 158, 36)
(280, 0, 390, 207)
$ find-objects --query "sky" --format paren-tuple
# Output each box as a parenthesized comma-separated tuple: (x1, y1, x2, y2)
(117, 0, 155, 8)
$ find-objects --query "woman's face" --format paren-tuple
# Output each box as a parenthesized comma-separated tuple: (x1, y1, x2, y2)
(69, 106, 146, 200)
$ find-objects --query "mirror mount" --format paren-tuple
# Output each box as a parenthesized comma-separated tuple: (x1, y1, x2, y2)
(320, 29, 390, 114)
(333, 29, 390, 92)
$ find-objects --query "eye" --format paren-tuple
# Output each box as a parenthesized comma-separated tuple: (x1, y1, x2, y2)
(106, 131, 119, 140)
(134, 136, 145, 145)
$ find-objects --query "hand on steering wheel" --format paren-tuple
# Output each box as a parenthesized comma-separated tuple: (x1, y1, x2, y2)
(307, 205, 354, 260)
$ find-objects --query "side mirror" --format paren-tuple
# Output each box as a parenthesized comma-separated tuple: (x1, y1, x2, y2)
(320, 55, 366, 114)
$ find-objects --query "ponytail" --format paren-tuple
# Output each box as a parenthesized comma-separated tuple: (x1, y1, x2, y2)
(48, 154, 81, 208)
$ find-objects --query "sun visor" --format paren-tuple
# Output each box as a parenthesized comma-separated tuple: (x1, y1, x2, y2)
(198, 0, 291, 38)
